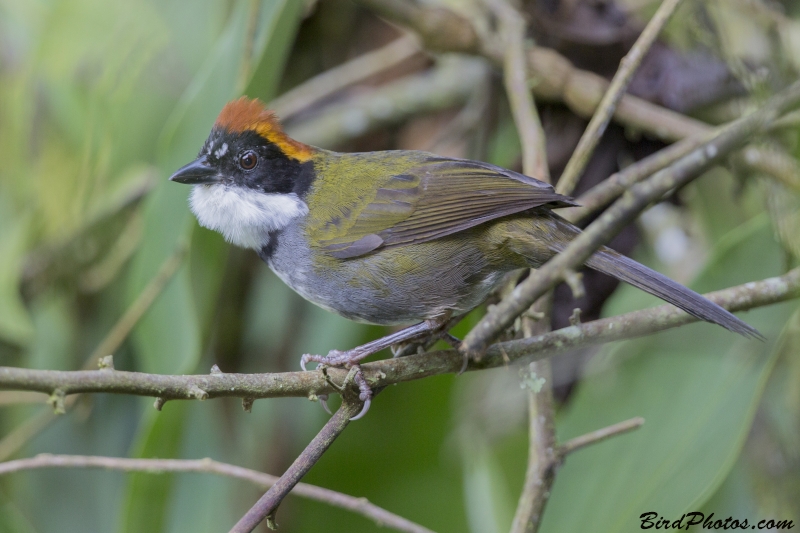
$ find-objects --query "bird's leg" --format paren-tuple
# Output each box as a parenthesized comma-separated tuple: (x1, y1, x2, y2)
(301, 315, 450, 370)
(389, 316, 469, 372)
(301, 315, 453, 420)
(349, 366, 372, 420)
(390, 314, 461, 358)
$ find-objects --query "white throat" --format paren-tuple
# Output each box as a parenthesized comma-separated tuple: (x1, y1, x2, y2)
(189, 184, 308, 250)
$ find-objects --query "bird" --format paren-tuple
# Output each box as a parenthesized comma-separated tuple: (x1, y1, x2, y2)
(170, 97, 761, 417)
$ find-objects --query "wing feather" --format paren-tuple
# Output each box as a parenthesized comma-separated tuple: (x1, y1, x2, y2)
(314, 154, 577, 259)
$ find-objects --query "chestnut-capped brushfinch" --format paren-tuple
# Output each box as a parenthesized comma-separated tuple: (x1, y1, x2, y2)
(170, 97, 760, 416)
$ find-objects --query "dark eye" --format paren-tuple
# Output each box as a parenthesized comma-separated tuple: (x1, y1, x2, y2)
(239, 151, 258, 170)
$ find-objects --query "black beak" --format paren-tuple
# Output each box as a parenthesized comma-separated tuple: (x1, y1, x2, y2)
(169, 156, 220, 185)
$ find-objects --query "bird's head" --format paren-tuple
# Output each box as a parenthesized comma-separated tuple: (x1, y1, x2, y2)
(170, 97, 316, 250)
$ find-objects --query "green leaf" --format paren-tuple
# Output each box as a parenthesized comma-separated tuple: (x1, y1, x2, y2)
(702, 308, 800, 520)
(121, 403, 188, 533)
(541, 216, 796, 533)
(0, 215, 34, 347)
(461, 438, 516, 533)
(121, 1, 304, 531)
(244, 0, 305, 101)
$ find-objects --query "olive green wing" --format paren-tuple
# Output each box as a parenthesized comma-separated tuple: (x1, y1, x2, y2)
(316, 155, 577, 259)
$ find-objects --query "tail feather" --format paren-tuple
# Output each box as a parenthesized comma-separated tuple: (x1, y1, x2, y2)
(585, 247, 763, 340)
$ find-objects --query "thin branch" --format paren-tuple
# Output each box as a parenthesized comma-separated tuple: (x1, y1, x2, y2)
(487, 0, 549, 180)
(485, 4, 558, 527)
(0, 245, 186, 462)
(561, 131, 715, 224)
(511, 329, 557, 533)
(0, 410, 57, 463)
(0, 392, 48, 406)
(356, 0, 710, 142)
(1, 268, 796, 403)
(511, 413, 645, 533)
(424, 77, 491, 152)
(230, 399, 363, 532)
(510, 414, 646, 532)
(562, 108, 800, 225)
(738, 145, 800, 192)
(356, 0, 483, 55)
(21, 178, 155, 299)
(285, 56, 489, 149)
(772, 109, 800, 130)
(556, 0, 684, 196)
(460, 80, 800, 357)
(84, 243, 187, 369)
(511, 361, 556, 533)
(559, 417, 645, 457)
(270, 34, 422, 120)
(0, 454, 432, 533)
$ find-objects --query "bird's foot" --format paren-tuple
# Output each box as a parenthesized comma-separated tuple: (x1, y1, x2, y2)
(391, 330, 469, 373)
(300, 316, 459, 419)
(349, 366, 372, 421)
(301, 317, 452, 370)
(300, 349, 357, 371)
(314, 366, 372, 420)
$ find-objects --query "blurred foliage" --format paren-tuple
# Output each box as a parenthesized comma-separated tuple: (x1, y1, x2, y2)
(0, 0, 798, 532)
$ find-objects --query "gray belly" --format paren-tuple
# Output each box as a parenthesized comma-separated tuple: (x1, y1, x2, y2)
(264, 224, 510, 325)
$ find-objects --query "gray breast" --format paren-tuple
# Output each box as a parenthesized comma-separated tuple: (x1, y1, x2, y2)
(262, 222, 508, 325)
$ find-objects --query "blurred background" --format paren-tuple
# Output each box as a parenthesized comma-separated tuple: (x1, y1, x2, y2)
(0, 0, 799, 531)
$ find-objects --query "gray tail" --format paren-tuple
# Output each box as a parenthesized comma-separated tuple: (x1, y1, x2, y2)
(585, 247, 763, 340)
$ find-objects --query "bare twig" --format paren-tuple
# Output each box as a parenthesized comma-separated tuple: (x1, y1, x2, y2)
(0, 245, 186, 462)
(511, 299, 556, 533)
(79, 210, 144, 292)
(1, 268, 796, 407)
(356, 0, 710, 142)
(739, 145, 800, 192)
(556, 0, 684, 196)
(559, 417, 645, 457)
(487, 0, 549, 180)
(562, 106, 800, 225)
(230, 399, 363, 532)
(356, 0, 483, 55)
(0, 269, 788, 527)
(511, 414, 646, 532)
(0, 454, 432, 533)
(0, 392, 48, 406)
(286, 56, 489, 149)
(0, 410, 57, 463)
(486, 2, 560, 520)
(270, 34, 422, 120)
(460, 80, 800, 357)
(510, 414, 645, 533)
(561, 131, 715, 224)
(83, 243, 187, 369)
(772, 109, 800, 130)
(511, 360, 556, 533)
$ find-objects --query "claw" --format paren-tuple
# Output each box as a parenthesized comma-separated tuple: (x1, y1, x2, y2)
(349, 365, 373, 421)
(349, 398, 371, 421)
(458, 351, 469, 375)
(442, 333, 462, 349)
(299, 350, 350, 371)
(319, 394, 332, 415)
(300, 353, 320, 371)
